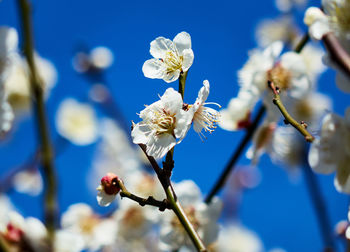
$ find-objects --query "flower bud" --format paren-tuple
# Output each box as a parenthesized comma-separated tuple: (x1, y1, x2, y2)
(96, 173, 120, 207)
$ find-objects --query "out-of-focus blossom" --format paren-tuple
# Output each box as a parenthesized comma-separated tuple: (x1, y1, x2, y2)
(209, 224, 263, 252)
(56, 98, 98, 146)
(96, 173, 120, 207)
(308, 107, 350, 193)
(128, 171, 165, 201)
(299, 44, 326, 82)
(73, 46, 114, 73)
(13, 169, 43, 196)
(54, 229, 85, 252)
(255, 16, 300, 47)
(275, 0, 308, 12)
(189, 80, 221, 138)
(131, 88, 192, 159)
(61, 203, 117, 251)
(305, 0, 350, 41)
(142, 32, 194, 83)
(159, 180, 222, 251)
(4, 53, 57, 114)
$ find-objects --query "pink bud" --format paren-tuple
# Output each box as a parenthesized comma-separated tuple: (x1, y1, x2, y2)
(4, 223, 23, 243)
(100, 173, 120, 195)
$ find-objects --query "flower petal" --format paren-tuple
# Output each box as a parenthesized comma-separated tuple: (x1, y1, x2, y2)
(142, 58, 166, 79)
(150, 37, 175, 59)
(163, 69, 181, 83)
(146, 134, 176, 159)
(173, 32, 192, 55)
(181, 48, 194, 72)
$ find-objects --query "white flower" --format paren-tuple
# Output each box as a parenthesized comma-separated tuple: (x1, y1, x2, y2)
(56, 98, 98, 145)
(308, 107, 350, 193)
(299, 44, 326, 82)
(131, 88, 192, 159)
(219, 88, 258, 131)
(159, 180, 222, 251)
(275, 0, 307, 12)
(73, 46, 114, 73)
(142, 32, 194, 83)
(304, 7, 332, 40)
(255, 16, 299, 47)
(214, 224, 263, 252)
(54, 230, 85, 252)
(189, 80, 220, 138)
(13, 169, 43, 196)
(4, 53, 57, 114)
(61, 203, 117, 251)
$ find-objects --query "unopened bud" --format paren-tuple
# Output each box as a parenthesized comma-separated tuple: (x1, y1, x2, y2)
(96, 173, 120, 207)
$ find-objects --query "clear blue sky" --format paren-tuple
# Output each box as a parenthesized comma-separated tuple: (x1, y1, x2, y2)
(0, 0, 348, 251)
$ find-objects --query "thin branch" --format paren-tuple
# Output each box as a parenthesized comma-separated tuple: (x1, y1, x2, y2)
(267, 81, 315, 142)
(179, 71, 188, 99)
(17, 0, 57, 244)
(204, 105, 266, 203)
(302, 162, 336, 251)
(323, 32, 350, 79)
(117, 179, 171, 211)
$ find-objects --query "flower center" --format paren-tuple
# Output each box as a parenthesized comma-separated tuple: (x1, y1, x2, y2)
(194, 105, 220, 134)
(151, 109, 176, 136)
(164, 51, 183, 74)
(268, 64, 291, 90)
(121, 207, 146, 229)
(330, 1, 350, 34)
(79, 215, 100, 234)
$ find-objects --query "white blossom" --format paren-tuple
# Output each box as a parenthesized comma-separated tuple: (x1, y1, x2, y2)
(56, 98, 98, 146)
(275, 0, 308, 12)
(131, 88, 192, 159)
(61, 203, 117, 251)
(142, 32, 194, 83)
(189, 80, 220, 138)
(13, 169, 43, 196)
(308, 107, 350, 193)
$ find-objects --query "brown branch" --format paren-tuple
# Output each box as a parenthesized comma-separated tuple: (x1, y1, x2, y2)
(267, 81, 315, 142)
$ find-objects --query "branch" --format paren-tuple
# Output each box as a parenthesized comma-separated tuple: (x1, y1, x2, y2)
(17, 0, 57, 244)
(267, 81, 315, 142)
(117, 178, 171, 211)
(323, 32, 350, 79)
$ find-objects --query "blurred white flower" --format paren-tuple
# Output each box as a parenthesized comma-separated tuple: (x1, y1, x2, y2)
(304, 7, 332, 40)
(308, 107, 350, 193)
(275, 0, 307, 12)
(255, 16, 299, 47)
(56, 98, 98, 145)
(159, 180, 222, 251)
(61, 203, 117, 251)
(54, 229, 85, 252)
(142, 32, 194, 83)
(189, 80, 221, 138)
(131, 88, 192, 159)
(213, 224, 263, 252)
(13, 169, 43, 196)
(73, 46, 114, 73)
(4, 53, 57, 114)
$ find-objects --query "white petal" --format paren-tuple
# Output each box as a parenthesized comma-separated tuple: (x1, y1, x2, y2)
(146, 134, 176, 159)
(194, 80, 210, 108)
(264, 41, 283, 60)
(181, 49, 194, 72)
(96, 189, 116, 207)
(150, 37, 175, 59)
(160, 88, 183, 115)
(142, 58, 166, 79)
(173, 32, 192, 55)
(174, 109, 193, 141)
(131, 122, 151, 145)
(0, 27, 18, 57)
(163, 69, 181, 83)
(308, 139, 337, 174)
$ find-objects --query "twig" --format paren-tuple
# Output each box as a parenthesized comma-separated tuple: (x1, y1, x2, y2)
(179, 71, 188, 99)
(267, 81, 315, 142)
(204, 106, 266, 203)
(323, 33, 350, 79)
(17, 0, 57, 244)
(117, 178, 171, 211)
(302, 162, 336, 251)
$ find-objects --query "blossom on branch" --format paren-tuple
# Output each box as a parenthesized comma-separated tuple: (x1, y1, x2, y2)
(131, 88, 192, 159)
(142, 32, 194, 83)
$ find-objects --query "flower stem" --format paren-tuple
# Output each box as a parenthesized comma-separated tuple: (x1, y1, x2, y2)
(205, 105, 266, 203)
(267, 81, 315, 142)
(179, 71, 188, 99)
(17, 0, 57, 244)
(117, 178, 171, 210)
(0, 236, 10, 252)
(165, 185, 207, 252)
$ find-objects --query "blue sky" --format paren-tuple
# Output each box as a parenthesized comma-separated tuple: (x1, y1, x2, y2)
(0, 0, 349, 251)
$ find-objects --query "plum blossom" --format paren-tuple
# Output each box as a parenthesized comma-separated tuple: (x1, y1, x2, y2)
(131, 88, 192, 159)
(189, 80, 221, 138)
(61, 203, 117, 251)
(56, 98, 98, 146)
(308, 107, 350, 193)
(275, 0, 308, 12)
(159, 180, 222, 251)
(13, 169, 43, 196)
(142, 32, 194, 83)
